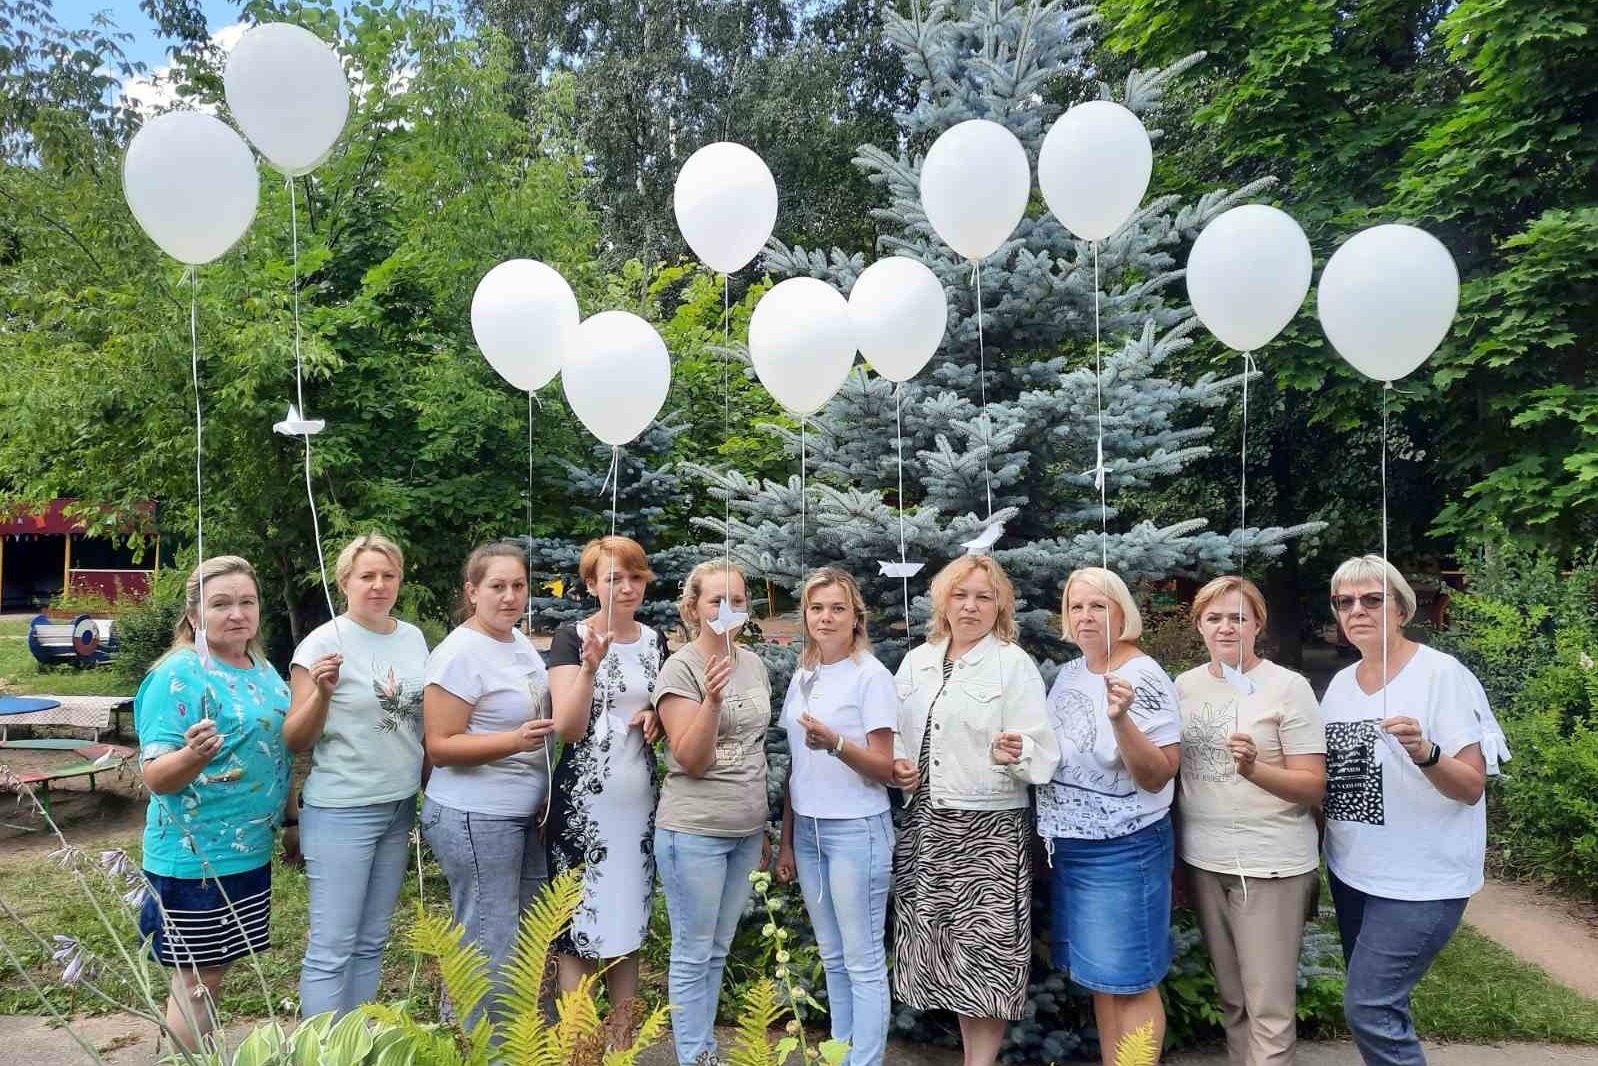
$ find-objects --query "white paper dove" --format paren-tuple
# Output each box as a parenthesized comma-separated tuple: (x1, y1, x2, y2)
(796, 668, 818, 710)
(1220, 661, 1257, 696)
(706, 597, 749, 635)
(193, 628, 212, 672)
(878, 560, 926, 578)
(273, 403, 325, 437)
(961, 520, 1005, 555)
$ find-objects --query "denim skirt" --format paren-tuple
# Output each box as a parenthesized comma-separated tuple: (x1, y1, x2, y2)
(1048, 815, 1174, 994)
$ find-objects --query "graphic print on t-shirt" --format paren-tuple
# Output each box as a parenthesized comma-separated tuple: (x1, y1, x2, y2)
(1181, 700, 1235, 784)
(1325, 720, 1384, 825)
(1046, 680, 1138, 836)
(372, 662, 423, 735)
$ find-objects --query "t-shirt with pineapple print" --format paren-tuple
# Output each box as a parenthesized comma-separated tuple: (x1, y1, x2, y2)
(292, 617, 428, 808)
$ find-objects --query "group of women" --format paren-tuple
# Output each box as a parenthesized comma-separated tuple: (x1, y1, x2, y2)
(131, 532, 1499, 1066)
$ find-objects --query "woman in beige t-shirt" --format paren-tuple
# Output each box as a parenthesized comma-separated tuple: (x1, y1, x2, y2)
(651, 560, 771, 1066)
(1174, 576, 1326, 1066)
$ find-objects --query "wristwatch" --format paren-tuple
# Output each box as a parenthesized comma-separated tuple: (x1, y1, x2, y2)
(830, 735, 846, 757)
(1417, 741, 1442, 768)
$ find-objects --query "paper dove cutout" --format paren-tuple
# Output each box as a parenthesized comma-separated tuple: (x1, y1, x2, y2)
(796, 668, 818, 709)
(193, 628, 212, 672)
(1220, 661, 1257, 696)
(706, 597, 749, 635)
(273, 403, 325, 436)
(1083, 439, 1108, 489)
(879, 560, 926, 578)
(961, 520, 1005, 555)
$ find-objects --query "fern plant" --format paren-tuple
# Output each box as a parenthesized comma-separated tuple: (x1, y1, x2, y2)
(371, 868, 669, 1066)
(1113, 1021, 1160, 1066)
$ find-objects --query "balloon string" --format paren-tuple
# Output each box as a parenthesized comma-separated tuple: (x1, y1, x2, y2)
(188, 266, 206, 657)
(289, 176, 340, 649)
(1381, 382, 1390, 724)
(527, 389, 535, 633)
(896, 385, 910, 634)
(607, 444, 620, 638)
(723, 274, 733, 566)
(1093, 240, 1108, 663)
(973, 261, 993, 520)
(799, 416, 808, 658)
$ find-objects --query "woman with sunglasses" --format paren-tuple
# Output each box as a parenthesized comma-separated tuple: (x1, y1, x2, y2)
(1320, 555, 1502, 1066)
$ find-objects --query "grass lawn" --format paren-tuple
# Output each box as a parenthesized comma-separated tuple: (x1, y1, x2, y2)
(1412, 925, 1598, 1042)
(0, 828, 438, 1019)
(0, 618, 135, 698)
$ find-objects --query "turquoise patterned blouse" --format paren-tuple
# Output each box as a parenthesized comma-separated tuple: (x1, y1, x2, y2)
(135, 647, 291, 878)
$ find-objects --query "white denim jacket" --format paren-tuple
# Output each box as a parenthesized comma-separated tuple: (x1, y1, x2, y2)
(893, 634, 1060, 811)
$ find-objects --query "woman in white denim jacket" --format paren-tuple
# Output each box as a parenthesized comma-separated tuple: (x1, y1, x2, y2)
(889, 555, 1060, 1066)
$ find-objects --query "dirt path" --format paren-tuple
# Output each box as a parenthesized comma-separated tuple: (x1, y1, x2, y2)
(1466, 880, 1598, 1001)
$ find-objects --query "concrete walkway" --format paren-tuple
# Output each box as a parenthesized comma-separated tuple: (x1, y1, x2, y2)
(3, 1015, 1596, 1066)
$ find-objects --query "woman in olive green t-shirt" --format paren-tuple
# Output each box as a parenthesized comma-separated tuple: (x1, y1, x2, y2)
(652, 560, 771, 1066)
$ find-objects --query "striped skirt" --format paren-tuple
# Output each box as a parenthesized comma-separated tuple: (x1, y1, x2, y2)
(891, 781, 1032, 1018)
(138, 864, 272, 968)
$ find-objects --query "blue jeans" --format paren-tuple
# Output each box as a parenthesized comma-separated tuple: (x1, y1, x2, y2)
(421, 797, 549, 1028)
(793, 811, 892, 1066)
(299, 799, 414, 1017)
(1330, 871, 1467, 1066)
(656, 827, 763, 1065)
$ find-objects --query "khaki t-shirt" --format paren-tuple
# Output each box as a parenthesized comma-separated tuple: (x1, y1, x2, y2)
(651, 643, 771, 837)
(1175, 658, 1326, 878)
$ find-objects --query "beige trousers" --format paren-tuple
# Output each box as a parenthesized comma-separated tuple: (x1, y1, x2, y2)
(1189, 865, 1318, 1066)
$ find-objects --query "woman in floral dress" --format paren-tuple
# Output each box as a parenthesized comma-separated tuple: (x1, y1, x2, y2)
(546, 535, 666, 1045)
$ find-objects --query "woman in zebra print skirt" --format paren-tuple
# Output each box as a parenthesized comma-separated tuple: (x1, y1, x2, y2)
(890, 556, 1060, 1066)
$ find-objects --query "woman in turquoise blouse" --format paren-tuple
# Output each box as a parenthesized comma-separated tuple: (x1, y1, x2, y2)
(134, 556, 291, 1052)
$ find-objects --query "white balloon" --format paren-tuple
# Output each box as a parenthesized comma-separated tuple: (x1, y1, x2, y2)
(470, 260, 580, 392)
(562, 311, 671, 446)
(224, 22, 350, 176)
(748, 278, 856, 415)
(1318, 224, 1459, 383)
(1186, 205, 1313, 352)
(123, 112, 259, 265)
(918, 119, 1030, 261)
(1038, 101, 1153, 241)
(849, 256, 948, 383)
(673, 142, 779, 274)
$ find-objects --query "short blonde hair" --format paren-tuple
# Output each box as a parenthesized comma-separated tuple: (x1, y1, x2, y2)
(678, 559, 748, 638)
(927, 556, 1018, 645)
(335, 533, 405, 591)
(799, 567, 872, 668)
(1062, 567, 1143, 644)
(1191, 575, 1267, 628)
(578, 535, 655, 588)
(1330, 555, 1417, 624)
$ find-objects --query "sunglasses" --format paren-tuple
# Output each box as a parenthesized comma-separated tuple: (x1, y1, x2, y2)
(1331, 592, 1387, 614)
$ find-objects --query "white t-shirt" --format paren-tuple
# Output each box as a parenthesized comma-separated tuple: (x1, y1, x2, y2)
(292, 617, 429, 808)
(781, 653, 898, 820)
(1037, 654, 1183, 841)
(1320, 644, 1487, 901)
(1176, 659, 1325, 878)
(423, 624, 551, 818)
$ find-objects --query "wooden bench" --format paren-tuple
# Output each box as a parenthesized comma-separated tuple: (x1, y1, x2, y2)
(26, 613, 119, 666)
(1, 742, 134, 819)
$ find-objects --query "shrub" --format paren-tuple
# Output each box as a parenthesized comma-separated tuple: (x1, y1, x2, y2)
(114, 566, 189, 682)
(1430, 539, 1598, 898)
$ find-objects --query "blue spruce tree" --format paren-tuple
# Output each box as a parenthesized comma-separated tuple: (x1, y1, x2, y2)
(687, 0, 1318, 681)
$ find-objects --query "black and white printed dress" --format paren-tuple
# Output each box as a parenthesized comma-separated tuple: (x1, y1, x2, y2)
(892, 658, 1032, 1020)
(546, 621, 667, 959)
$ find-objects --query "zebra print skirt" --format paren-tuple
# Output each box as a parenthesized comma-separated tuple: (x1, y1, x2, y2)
(891, 794, 1032, 1019)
